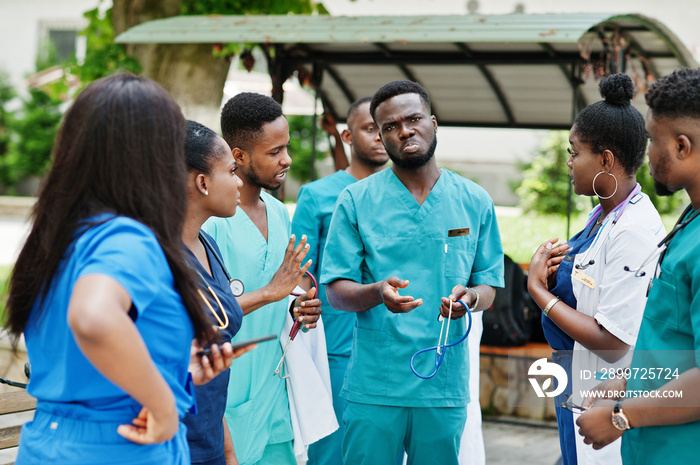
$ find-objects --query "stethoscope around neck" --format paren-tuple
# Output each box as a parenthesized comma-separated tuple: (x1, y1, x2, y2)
(573, 184, 642, 272)
(199, 232, 245, 297)
(623, 204, 700, 277)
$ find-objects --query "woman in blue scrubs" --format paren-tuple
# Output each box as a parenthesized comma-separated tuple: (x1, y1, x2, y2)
(181, 120, 250, 465)
(4, 74, 233, 465)
(528, 74, 665, 465)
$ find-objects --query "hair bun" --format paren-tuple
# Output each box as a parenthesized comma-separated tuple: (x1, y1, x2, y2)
(599, 73, 634, 105)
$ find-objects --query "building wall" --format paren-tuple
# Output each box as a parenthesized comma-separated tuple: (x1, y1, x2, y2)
(0, 0, 103, 89)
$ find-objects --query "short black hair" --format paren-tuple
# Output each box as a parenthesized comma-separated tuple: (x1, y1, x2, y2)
(185, 120, 223, 174)
(346, 97, 372, 122)
(645, 68, 700, 119)
(220, 92, 283, 152)
(369, 80, 431, 121)
(573, 73, 646, 175)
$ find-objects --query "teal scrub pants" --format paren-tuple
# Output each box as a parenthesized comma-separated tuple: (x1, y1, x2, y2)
(342, 401, 467, 465)
(308, 354, 350, 465)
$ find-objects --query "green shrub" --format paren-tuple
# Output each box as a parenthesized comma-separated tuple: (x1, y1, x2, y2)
(516, 131, 586, 215)
(516, 130, 687, 217)
(0, 72, 14, 186)
(287, 114, 329, 183)
(3, 88, 62, 186)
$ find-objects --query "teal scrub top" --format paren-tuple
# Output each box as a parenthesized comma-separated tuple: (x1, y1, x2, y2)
(292, 170, 357, 358)
(203, 192, 293, 465)
(622, 207, 700, 465)
(321, 168, 504, 408)
(24, 215, 195, 423)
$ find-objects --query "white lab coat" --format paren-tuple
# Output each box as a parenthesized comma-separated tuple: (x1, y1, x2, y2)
(281, 293, 338, 463)
(570, 192, 665, 465)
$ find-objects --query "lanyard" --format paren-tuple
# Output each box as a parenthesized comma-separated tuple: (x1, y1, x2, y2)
(583, 183, 642, 230)
(576, 184, 642, 270)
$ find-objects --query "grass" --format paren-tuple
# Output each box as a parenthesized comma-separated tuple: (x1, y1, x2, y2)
(498, 211, 587, 264)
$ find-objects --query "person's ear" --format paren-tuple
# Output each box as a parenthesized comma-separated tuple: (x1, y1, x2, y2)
(340, 128, 352, 146)
(196, 173, 208, 196)
(232, 147, 247, 166)
(677, 134, 692, 160)
(601, 149, 615, 171)
(431, 115, 438, 132)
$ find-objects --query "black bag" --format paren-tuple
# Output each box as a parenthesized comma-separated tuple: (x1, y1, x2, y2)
(481, 254, 541, 346)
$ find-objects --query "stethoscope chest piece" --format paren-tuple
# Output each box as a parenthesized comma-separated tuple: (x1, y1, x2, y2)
(230, 279, 244, 297)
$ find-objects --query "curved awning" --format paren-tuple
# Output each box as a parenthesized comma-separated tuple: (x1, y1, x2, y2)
(116, 13, 696, 129)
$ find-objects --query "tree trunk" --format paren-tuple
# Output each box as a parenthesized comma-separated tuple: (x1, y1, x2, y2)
(112, 0, 231, 131)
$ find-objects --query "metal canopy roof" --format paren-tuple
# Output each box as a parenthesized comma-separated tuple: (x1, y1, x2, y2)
(116, 13, 696, 129)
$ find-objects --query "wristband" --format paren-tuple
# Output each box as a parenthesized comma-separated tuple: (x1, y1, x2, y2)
(543, 296, 560, 317)
(467, 287, 479, 311)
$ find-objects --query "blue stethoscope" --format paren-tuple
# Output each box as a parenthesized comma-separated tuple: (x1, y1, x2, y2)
(410, 299, 472, 379)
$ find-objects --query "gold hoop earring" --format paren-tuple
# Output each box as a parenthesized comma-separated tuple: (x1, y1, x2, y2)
(592, 171, 617, 200)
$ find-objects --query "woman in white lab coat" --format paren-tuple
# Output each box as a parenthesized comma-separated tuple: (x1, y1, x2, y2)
(528, 73, 665, 465)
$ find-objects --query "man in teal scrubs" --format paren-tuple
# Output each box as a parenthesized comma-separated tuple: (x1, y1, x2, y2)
(203, 93, 321, 465)
(321, 81, 504, 465)
(576, 68, 700, 464)
(292, 97, 388, 465)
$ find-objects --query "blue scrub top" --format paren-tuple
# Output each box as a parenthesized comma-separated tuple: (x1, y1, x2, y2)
(543, 222, 597, 352)
(322, 168, 504, 408)
(292, 170, 357, 358)
(203, 192, 293, 465)
(183, 230, 244, 464)
(24, 214, 195, 422)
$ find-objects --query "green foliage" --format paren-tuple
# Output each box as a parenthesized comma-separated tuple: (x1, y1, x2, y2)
(287, 114, 328, 183)
(0, 72, 14, 185)
(517, 130, 687, 217)
(2, 89, 62, 185)
(636, 161, 686, 215)
(69, 6, 141, 85)
(516, 131, 586, 215)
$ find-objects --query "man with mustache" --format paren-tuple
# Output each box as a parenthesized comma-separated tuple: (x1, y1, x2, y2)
(576, 68, 700, 465)
(321, 80, 504, 465)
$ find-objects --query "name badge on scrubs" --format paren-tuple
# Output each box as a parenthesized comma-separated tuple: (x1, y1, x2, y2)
(572, 268, 595, 289)
(448, 228, 469, 237)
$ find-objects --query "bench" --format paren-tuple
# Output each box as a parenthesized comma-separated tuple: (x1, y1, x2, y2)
(479, 342, 557, 420)
(0, 389, 35, 465)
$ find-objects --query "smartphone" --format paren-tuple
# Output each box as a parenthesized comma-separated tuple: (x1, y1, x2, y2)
(197, 334, 277, 357)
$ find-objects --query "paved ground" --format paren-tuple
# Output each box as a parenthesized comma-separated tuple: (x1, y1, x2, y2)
(483, 418, 561, 465)
(0, 215, 30, 267)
